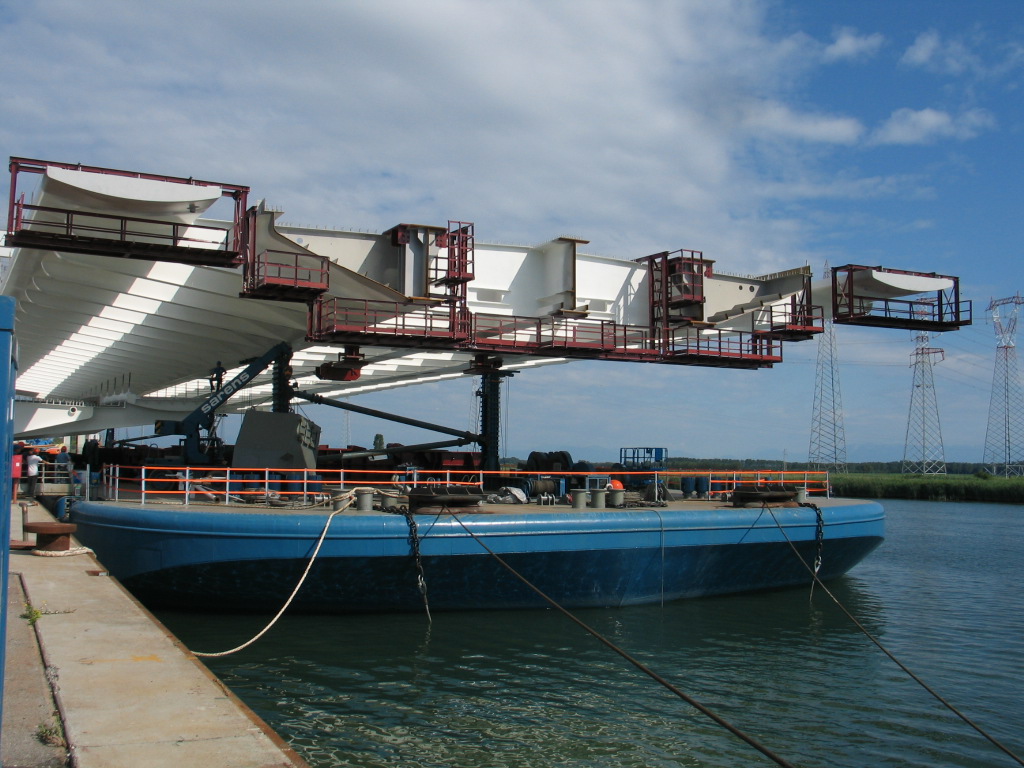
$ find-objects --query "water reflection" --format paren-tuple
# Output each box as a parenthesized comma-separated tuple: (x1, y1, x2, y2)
(156, 500, 1024, 768)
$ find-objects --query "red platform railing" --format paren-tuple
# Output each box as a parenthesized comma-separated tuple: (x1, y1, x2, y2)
(8, 156, 250, 255)
(10, 202, 237, 253)
(242, 249, 329, 299)
(665, 328, 782, 367)
(831, 264, 972, 330)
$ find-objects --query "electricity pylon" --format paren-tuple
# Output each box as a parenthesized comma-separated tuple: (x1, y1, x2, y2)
(983, 294, 1024, 476)
(808, 315, 847, 473)
(902, 327, 946, 474)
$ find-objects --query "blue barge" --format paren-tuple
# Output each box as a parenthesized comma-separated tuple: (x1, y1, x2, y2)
(69, 497, 884, 613)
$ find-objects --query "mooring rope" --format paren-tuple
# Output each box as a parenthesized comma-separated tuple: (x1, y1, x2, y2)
(449, 510, 800, 768)
(768, 502, 1024, 768)
(192, 493, 355, 658)
(31, 546, 94, 557)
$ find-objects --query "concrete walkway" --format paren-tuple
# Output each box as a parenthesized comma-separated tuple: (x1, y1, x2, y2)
(3, 501, 308, 768)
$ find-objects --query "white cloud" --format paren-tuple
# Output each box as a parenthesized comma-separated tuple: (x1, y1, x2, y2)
(870, 107, 996, 145)
(0, 0, 881, 272)
(902, 30, 942, 67)
(743, 101, 864, 144)
(0, 0, 1007, 460)
(823, 27, 884, 62)
(901, 30, 982, 76)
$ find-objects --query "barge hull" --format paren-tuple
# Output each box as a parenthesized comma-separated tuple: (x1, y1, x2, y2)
(69, 499, 884, 613)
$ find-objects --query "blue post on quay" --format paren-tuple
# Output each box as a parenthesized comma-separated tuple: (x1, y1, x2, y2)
(0, 296, 18, 745)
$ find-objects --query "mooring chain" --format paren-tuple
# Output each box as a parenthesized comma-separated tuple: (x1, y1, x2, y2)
(805, 501, 825, 576)
(401, 509, 432, 623)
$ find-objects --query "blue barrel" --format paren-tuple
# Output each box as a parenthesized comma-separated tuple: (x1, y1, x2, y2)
(694, 476, 710, 495)
(54, 496, 72, 521)
(307, 473, 323, 493)
(682, 476, 697, 495)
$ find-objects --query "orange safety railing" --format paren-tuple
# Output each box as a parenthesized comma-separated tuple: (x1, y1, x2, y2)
(96, 466, 831, 506)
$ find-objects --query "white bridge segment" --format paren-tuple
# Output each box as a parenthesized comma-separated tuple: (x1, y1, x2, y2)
(808, 270, 954, 318)
(42, 167, 224, 220)
(852, 269, 953, 297)
(2, 164, 952, 438)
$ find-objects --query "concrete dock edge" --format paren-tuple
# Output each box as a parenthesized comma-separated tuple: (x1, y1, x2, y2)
(4, 501, 309, 768)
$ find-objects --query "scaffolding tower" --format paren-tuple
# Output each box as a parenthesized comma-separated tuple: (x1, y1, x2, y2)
(902, 328, 946, 474)
(808, 266, 847, 472)
(983, 294, 1024, 476)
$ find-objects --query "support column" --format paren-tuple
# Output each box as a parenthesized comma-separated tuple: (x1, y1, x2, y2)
(272, 351, 293, 413)
(471, 355, 512, 488)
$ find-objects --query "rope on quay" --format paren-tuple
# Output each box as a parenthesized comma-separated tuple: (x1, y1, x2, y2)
(769, 502, 1024, 768)
(31, 546, 93, 557)
(449, 510, 801, 768)
(191, 490, 363, 658)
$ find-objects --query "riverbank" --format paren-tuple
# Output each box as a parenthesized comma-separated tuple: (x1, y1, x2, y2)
(828, 473, 1024, 503)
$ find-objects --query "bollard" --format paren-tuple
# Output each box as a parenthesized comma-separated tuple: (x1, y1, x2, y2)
(24, 522, 77, 552)
(589, 489, 607, 508)
(355, 488, 375, 512)
(608, 488, 625, 507)
(570, 488, 588, 509)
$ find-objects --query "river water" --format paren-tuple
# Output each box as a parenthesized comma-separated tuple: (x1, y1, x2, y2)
(156, 499, 1024, 767)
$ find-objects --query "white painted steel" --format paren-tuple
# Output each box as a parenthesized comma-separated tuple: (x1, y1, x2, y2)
(2, 164, 949, 438)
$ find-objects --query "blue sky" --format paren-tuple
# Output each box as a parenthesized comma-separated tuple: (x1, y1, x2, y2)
(1, 0, 1021, 463)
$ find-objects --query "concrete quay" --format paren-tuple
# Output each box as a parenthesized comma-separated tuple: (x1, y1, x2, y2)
(3, 501, 308, 768)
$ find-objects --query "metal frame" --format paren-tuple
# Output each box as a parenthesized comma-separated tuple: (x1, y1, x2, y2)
(310, 298, 778, 366)
(7, 157, 250, 262)
(241, 248, 330, 301)
(831, 264, 971, 331)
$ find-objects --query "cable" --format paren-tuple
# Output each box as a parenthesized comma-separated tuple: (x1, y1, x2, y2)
(768, 503, 1024, 768)
(191, 492, 357, 657)
(448, 511, 801, 768)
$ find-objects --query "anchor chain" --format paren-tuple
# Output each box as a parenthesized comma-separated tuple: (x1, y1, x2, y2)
(802, 501, 825, 576)
(798, 501, 825, 601)
(402, 509, 432, 623)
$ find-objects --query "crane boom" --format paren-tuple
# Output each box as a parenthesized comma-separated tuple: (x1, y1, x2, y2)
(154, 342, 293, 464)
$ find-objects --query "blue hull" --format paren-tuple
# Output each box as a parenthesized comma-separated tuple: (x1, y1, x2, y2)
(69, 499, 884, 612)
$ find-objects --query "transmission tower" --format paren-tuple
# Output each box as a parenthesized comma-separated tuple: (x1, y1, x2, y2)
(902, 327, 946, 474)
(808, 273, 847, 472)
(983, 294, 1024, 476)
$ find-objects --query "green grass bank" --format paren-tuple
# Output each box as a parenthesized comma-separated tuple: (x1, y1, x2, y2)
(828, 473, 1024, 503)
